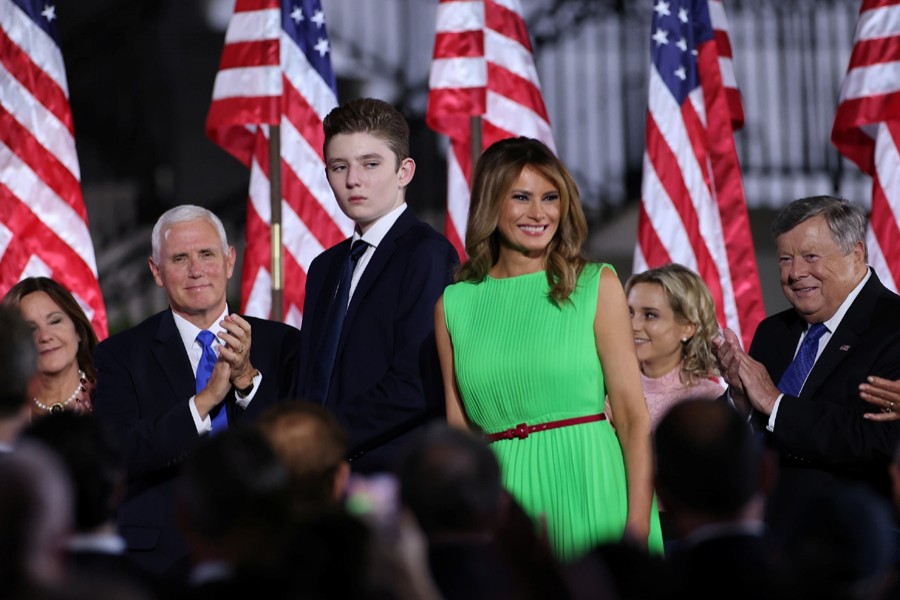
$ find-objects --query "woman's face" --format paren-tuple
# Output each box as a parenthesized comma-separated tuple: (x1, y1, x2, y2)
(628, 282, 694, 377)
(19, 291, 80, 377)
(496, 166, 561, 258)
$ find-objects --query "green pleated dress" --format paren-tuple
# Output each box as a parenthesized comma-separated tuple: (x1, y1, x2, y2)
(443, 263, 663, 561)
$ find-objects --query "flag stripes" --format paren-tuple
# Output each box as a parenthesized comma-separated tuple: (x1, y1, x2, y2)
(428, 0, 554, 259)
(833, 0, 900, 292)
(207, 0, 350, 328)
(0, 0, 107, 337)
(636, 0, 764, 350)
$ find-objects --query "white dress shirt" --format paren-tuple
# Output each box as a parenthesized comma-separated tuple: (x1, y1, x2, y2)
(347, 203, 408, 304)
(171, 307, 262, 434)
(767, 268, 871, 430)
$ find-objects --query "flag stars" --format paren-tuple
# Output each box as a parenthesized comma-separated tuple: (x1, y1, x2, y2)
(676, 37, 687, 52)
(41, 4, 56, 22)
(653, 0, 671, 17)
(678, 7, 689, 24)
(311, 9, 326, 28)
(314, 37, 330, 57)
(290, 6, 304, 23)
(652, 29, 669, 47)
(674, 66, 686, 81)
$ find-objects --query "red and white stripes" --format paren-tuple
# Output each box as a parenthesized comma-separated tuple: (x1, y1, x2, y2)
(636, 0, 764, 350)
(207, 0, 350, 327)
(0, 0, 108, 337)
(833, 0, 900, 292)
(427, 0, 554, 259)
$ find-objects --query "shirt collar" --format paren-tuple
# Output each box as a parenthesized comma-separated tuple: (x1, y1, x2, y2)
(351, 203, 407, 249)
(171, 305, 230, 353)
(820, 268, 871, 333)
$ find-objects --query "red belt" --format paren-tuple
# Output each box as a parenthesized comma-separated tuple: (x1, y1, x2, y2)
(484, 414, 606, 443)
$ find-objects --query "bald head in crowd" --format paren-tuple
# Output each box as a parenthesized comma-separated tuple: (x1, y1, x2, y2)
(257, 402, 350, 511)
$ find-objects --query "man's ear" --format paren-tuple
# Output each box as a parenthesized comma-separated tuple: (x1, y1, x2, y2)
(149, 257, 164, 288)
(397, 157, 416, 188)
(332, 461, 350, 502)
(226, 246, 236, 279)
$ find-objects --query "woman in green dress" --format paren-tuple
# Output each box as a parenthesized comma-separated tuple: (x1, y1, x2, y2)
(434, 137, 662, 561)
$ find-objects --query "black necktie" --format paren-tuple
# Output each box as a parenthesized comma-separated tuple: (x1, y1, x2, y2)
(308, 240, 369, 405)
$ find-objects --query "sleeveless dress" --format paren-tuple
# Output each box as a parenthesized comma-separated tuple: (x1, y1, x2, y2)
(443, 263, 663, 561)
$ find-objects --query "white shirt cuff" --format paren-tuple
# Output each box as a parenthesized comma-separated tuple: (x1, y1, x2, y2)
(766, 394, 784, 432)
(189, 395, 212, 434)
(234, 370, 262, 408)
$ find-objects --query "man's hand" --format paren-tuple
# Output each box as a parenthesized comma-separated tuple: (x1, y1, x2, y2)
(713, 328, 744, 391)
(194, 359, 232, 418)
(735, 353, 781, 415)
(218, 314, 255, 390)
(713, 327, 781, 415)
(861, 376, 900, 422)
(713, 327, 751, 415)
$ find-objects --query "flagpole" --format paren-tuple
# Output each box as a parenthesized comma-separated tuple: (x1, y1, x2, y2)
(470, 116, 483, 171)
(269, 124, 284, 322)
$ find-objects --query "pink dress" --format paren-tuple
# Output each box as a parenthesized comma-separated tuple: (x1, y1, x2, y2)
(641, 365, 724, 430)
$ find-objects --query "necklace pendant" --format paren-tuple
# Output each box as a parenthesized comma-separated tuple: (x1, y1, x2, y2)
(50, 403, 63, 414)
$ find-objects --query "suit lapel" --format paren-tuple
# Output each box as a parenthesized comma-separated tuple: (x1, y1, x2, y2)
(153, 310, 198, 404)
(309, 240, 352, 344)
(341, 209, 416, 335)
(773, 319, 805, 382)
(798, 274, 880, 400)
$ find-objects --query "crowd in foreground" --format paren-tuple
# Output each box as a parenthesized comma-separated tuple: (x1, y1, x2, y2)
(3, 96, 900, 599)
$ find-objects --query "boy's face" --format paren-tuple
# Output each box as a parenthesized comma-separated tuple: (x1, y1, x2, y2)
(325, 132, 415, 233)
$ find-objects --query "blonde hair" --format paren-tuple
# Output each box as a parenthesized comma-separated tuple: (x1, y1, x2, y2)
(457, 137, 587, 303)
(625, 263, 720, 384)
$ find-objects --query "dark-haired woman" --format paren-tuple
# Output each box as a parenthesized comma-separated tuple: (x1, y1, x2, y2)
(3, 277, 98, 418)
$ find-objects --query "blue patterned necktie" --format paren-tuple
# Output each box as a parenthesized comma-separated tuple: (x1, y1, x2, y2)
(196, 330, 227, 434)
(777, 323, 827, 397)
(308, 240, 370, 405)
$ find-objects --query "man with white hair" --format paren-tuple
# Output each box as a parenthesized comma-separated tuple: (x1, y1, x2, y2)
(93, 205, 300, 578)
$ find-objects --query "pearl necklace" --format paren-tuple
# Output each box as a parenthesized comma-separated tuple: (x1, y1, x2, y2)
(34, 370, 86, 414)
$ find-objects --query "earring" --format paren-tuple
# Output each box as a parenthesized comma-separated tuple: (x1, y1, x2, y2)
(681, 337, 688, 343)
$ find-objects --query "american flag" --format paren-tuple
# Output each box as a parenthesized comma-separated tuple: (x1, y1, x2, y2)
(427, 0, 555, 259)
(832, 0, 900, 293)
(206, 0, 350, 327)
(0, 0, 108, 338)
(635, 0, 763, 350)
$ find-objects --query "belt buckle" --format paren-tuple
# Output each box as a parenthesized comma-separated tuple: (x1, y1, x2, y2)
(513, 423, 529, 440)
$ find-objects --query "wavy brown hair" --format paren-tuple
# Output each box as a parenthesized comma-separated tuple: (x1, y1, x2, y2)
(457, 137, 587, 303)
(625, 263, 720, 384)
(1, 277, 99, 383)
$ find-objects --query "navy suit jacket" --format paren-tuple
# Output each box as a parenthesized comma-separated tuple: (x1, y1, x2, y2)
(93, 310, 300, 576)
(297, 208, 458, 473)
(748, 272, 900, 518)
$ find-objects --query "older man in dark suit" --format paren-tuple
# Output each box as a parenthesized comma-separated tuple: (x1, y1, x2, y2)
(714, 195, 900, 530)
(93, 205, 300, 577)
(297, 98, 458, 474)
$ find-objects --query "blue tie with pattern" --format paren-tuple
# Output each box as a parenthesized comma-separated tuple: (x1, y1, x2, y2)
(196, 330, 227, 434)
(308, 239, 370, 405)
(777, 323, 827, 398)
